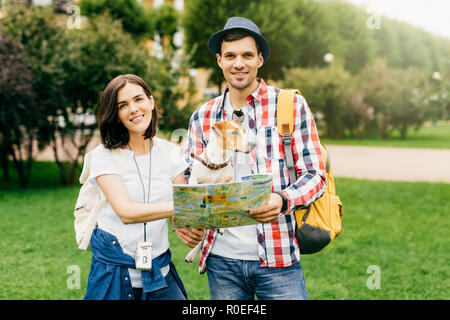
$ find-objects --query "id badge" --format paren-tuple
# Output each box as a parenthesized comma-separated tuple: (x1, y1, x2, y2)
(136, 241, 152, 270)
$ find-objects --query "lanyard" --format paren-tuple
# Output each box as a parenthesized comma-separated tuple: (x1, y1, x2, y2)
(130, 143, 152, 242)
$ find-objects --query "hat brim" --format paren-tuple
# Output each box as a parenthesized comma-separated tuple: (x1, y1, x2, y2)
(207, 27, 271, 65)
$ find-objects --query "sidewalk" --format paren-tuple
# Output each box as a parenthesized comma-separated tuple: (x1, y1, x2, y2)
(327, 145, 450, 183)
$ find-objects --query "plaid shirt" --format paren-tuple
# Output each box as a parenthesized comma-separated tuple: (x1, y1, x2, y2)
(185, 79, 326, 273)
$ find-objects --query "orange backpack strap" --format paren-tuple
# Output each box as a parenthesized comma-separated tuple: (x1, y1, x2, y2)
(277, 89, 300, 184)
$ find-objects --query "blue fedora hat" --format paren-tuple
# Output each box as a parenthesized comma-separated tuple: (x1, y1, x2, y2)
(208, 17, 271, 65)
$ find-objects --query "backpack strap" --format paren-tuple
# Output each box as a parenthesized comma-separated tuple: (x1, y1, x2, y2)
(277, 90, 331, 185)
(277, 89, 300, 184)
(111, 148, 130, 174)
(79, 151, 93, 184)
(153, 137, 175, 175)
(79, 146, 129, 184)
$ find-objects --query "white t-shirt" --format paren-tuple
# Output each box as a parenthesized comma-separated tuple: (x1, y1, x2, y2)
(210, 91, 260, 261)
(89, 138, 188, 288)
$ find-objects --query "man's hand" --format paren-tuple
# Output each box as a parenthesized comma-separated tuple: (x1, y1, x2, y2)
(215, 176, 233, 183)
(247, 193, 283, 223)
(175, 228, 205, 248)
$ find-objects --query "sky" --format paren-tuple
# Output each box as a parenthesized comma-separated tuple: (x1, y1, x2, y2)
(345, 0, 450, 39)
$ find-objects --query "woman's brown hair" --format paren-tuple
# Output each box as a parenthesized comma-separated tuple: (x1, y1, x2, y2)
(97, 74, 158, 149)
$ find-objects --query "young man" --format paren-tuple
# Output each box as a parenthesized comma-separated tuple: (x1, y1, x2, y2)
(181, 17, 326, 300)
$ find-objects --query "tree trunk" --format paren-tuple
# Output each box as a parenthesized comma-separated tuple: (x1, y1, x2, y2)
(1, 144, 10, 182)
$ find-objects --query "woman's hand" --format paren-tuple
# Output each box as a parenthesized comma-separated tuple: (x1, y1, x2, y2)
(175, 228, 205, 248)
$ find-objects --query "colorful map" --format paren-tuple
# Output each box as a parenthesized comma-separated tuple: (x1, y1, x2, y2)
(172, 174, 272, 229)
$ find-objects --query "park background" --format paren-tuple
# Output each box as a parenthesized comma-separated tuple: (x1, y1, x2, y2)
(0, 0, 449, 299)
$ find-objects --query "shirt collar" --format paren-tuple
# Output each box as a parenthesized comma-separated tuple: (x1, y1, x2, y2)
(220, 78, 267, 112)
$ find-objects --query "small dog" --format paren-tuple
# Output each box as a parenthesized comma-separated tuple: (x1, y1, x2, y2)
(185, 120, 256, 263)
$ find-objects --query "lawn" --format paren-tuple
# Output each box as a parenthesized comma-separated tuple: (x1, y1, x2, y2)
(322, 121, 450, 149)
(0, 163, 449, 300)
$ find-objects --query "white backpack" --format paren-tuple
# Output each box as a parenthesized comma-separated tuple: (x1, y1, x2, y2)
(74, 146, 130, 250)
(74, 138, 176, 250)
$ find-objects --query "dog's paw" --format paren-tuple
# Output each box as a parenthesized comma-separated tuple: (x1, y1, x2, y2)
(184, 242, 202, 263)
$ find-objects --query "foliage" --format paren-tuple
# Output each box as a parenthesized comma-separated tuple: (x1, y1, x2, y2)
(79, 0, 154, 38)
(1, 5, 194, 187)
(283, 63, 353, 138)
(56, 13, 152, 184)
(284, 59, 433, 139)
(0, 33, 37, 187)
(315, 0, 378, 74)
(359, 60, 429, 139)
(79, 0, 181, 46)
(425, 56, 450, 123)
(153, 3, 180, 48)
(144, 46, 197, 132)
(184, 0, 450, 83)
(0, 5, 66, 187)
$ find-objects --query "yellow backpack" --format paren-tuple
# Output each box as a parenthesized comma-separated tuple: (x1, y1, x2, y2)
(277, 89, 343, 254)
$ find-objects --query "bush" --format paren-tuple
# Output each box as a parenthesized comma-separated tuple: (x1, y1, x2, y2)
(283, 63, 353, 138)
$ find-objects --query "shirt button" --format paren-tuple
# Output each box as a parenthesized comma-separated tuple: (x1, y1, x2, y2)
(124, 277, 128, 281)
(128, 293, 132, 298)
(112, 241, 116, 245)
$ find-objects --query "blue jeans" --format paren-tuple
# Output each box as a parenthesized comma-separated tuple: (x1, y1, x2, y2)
(206, 254, 308, 300)
(132, 270, 186, 300)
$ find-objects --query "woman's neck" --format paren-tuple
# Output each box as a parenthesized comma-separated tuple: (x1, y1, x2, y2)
(128, 134, 152, 156)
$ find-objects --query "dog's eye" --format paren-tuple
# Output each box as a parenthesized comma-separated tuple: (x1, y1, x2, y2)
(230, 131, 239, 136)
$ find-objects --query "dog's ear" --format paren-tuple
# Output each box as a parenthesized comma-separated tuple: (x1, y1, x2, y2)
(212, 122, 225, 138)
(211, 126, 221, 138)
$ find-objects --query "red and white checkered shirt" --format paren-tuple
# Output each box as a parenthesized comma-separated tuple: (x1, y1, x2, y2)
(185, 79, 326, 273)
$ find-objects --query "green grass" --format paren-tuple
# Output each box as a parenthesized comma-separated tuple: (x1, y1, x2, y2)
(0, 164, 449, 299)
(323, 121, 450, 149)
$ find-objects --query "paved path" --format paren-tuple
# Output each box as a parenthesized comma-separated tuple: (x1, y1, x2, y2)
(35, 139, 450, 183)
(327, 145, 450, 183)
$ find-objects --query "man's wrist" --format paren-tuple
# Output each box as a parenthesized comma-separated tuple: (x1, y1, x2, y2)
(275, 191, 288, 212)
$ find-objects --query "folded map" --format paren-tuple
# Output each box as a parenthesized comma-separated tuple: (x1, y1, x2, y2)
(172, 174, 272, 229)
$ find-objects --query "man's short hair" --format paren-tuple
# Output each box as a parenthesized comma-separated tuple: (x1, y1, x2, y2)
(219, 29, 262, 55)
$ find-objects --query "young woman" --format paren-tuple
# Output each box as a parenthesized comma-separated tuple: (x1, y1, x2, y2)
(83, 74, 193, 300)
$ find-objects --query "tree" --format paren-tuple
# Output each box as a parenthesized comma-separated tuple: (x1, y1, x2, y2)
(290, 0, 336, 68)
(144, 45, 197, 132)
(359, 60, 429, 139)
(154, 3, 180, 48)
(0, 34, 38, 187)
(1, 4, 196, 187)
(183, 0, 302, 87)
(319, 0, 378, 74)
(1, 5, 66, 187)
(54, 13, 154, 184)
(79, 0, 154, 38)
(283, 63, 352, 138)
